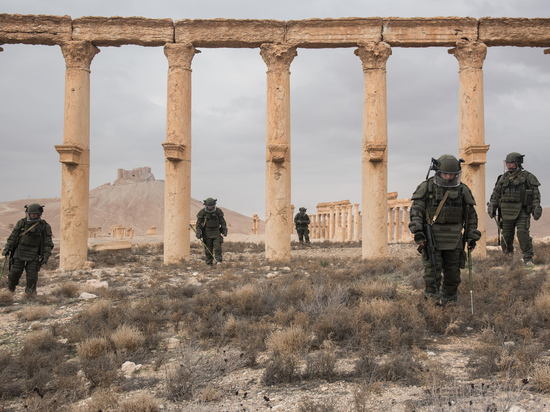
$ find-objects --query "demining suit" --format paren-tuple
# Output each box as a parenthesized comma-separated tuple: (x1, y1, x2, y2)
(196, 198, 228, 265)
(408, 155, 481, 303)
(487, 152, 542, 265)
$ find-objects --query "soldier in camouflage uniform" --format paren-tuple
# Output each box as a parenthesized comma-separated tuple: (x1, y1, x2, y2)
(195, 198, 228, 265)
(408, 155, 481, 303)
(294, 207, 310, 244)
(2, 204, 54, 295)
(487, 152, 542, 265)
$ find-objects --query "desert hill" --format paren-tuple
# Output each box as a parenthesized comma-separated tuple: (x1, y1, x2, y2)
(0, 168, 264, 238)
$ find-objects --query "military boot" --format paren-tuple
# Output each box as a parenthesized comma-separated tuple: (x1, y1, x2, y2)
(6, 280, 15, 292)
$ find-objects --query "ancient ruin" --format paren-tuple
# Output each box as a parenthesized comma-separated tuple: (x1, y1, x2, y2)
(3, 14, 550, 267)
(252, 214, 260, 235)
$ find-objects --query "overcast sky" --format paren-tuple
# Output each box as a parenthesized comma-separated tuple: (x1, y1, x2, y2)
(1, 0, 549, 219)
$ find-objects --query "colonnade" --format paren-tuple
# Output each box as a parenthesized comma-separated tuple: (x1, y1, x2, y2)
(3, 15, 545, 268)
(387, 193, 413, 243)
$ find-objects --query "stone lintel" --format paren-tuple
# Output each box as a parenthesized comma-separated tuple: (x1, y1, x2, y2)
(267, 143, 288, 163)
(162, 142, 186, 161)
(286, 18, 382, 48)
(73, 16, 174, 46)
(55, 144, 84, 165)
(176, 19, 285, 47)
(479, 18, 550, 47)
(365, 144, 386, 162)
(0, 13, 72, 45)
(382, 17, 478, 47)
(464, 144, 490, 165)
(388, 198, 412, 208)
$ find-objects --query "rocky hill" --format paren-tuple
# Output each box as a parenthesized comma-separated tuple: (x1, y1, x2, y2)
(0, 168, 264, 238)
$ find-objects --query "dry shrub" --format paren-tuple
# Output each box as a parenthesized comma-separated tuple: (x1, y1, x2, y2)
(373, 349, 424, 385)
(304, 340, 337, 381)
(532, 362, 550, 393)
(534, 289, 550, 321)
(18, 304, 54, 321)
(468, 328, 505, 377)
(265, 325, 309, 356)
(119, 392, 161, 411)
(81, 354, 121, 387)
(77, 337, 110, 360)
(222, 283, 263, 316)
(54, 280, 80, 298)
(111, 324, 145, 352)
(262, 351, 298, 386)
(297, 396, 336, 412)
(0, 349, 25, 397)
(165, 345, 247, 401)
(358, 278, 397, 300)
(357, 298, 426, 350)
(354, 348, 378, 380)
(313, 306, 357, 343)
(196, 383, 223, 403)
(298, 283, 351, 317)
(73, 299, 124, 341)
(0, 289, 14, 306)
(75, 388, 119, 411)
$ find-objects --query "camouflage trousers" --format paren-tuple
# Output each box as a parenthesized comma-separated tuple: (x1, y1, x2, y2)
(203, 235, 223, 265)
(500, 208, 533, 260)
(8, 256, 40, 294)
(297, 228, 310, 244)
(421, 248, 462, 302)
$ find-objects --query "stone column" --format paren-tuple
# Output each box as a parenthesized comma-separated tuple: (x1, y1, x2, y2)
(353, 203, 361, 241)
(449, 41, 489, 258)
(162, 44, 199, 264)
(290, 205, 295, 234)
(311, 215, 317, 239)
(347, 204, 353, 241)
(261, 44, 297, 261)
(55, 41, 99, 270)
(355, 42, 392, 259)
(329, 206, 336, 239)
(388, 208, 393, 241)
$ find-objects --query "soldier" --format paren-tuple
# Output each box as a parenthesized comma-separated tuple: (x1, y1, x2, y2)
(195, 198, 227, 266)
(408, 155, 481, 304)
(2, 203, 54, 295)
(487, 152, 542, 265)
(294, 207, 310, 244)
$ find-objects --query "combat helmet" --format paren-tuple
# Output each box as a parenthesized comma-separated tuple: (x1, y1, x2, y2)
(203, 198, 217, 212)
(433, 154, 464, 188)
(299, 207, 306, 212)
(505, 152, 524, 171)
(25, 203, 44, 222)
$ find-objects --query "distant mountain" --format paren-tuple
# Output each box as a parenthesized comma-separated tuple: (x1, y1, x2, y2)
(0, 168, 264, 238)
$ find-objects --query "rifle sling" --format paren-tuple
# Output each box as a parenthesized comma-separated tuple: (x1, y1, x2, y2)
(18, 221, 40, 239)
(426, 190, 451, 225)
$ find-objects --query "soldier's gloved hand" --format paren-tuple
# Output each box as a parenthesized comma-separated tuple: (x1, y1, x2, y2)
(196, 230, 202, 240)
(414, 233, 426, 245)
(468, 240, 477, 250)
(2, 249, 9, 256)
(487, 203, 495, 218)
(222, 228, 228, 236)
(39, 256, 48, 265)
(533, 205, 543, 221)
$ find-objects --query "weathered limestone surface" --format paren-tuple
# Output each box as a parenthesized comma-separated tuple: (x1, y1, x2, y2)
(73, 16, 174, 46)
(0, 14, 71, 45)
(479, 18, 550, 47)
(286, 18, 381, 48)
(382, 17, 478, 47)
(176, 19, 285, 47)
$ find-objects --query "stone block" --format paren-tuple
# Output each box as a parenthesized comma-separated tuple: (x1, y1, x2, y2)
(286, 18, 382, 48)
(382, 17, 478, 47)
(90, 240, 132, 251)
(175, 19, 285, 47)
(0, 13, 72, 45)
(73, 16, 174, 46)
(55, 144, 84, 165)
(479, 18, 550, 47)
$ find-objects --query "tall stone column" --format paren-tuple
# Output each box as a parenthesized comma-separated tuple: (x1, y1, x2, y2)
(260, 44, 297, 261)
(354, 203, 361, 241)
(55, 41, 99, 270)
(347, 204, 353, 241)
(162, 44, 199, 264)
(449, 41, 489, 258)
(355, 42, 392, 259)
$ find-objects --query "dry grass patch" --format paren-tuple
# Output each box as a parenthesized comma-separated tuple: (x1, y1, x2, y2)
(111, 324, 146, 352)
(119, 392, 161, 411)
(17, 304, 54, 321)
(77, 337, 110, 360)
(265, 325, 309, 356)
(0, 289, 14, 306)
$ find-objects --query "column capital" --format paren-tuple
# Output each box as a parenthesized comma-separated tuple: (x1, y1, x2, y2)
(354, 42, 392, 70)
(164, 43, 200, 70)
(61, 41, 100, 69)
(260, 43, 297, 72)
(448, 40, 487, 70)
